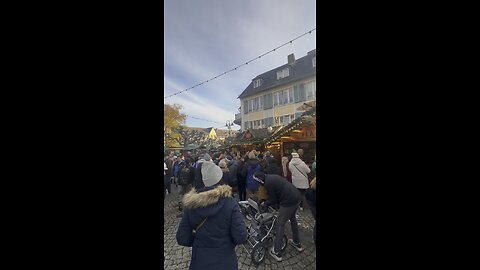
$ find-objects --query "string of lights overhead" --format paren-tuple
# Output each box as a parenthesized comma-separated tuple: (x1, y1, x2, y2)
(164, 27, 316, 99)
(186, 115, 226, 125)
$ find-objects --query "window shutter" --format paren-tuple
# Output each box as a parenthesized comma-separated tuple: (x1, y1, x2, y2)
(243, 101, 248, 114)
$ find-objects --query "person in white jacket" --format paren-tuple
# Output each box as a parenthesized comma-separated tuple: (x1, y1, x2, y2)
(288, 152, 311, 210)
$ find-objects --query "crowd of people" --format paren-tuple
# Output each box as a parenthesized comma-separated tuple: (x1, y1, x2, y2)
(164, 148, 317, 269)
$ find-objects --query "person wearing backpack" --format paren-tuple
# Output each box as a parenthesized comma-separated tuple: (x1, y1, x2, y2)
(177, 158, 194, 214)
(241, 151, 263, 200)
(223, 156, 238, 198)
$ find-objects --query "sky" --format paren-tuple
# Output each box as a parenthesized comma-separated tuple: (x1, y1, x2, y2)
(164, 0, 316, 131)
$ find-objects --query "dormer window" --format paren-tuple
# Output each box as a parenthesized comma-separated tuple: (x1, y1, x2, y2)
(253, 78, 262, 88)
(312, 56, 316, 68)
(277, 68, 290, 80)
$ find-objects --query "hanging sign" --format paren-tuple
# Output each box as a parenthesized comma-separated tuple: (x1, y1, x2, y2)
(292, 128, 316, 140)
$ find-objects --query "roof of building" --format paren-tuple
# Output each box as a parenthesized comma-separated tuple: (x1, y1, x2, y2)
(184, 127, 211, 134)
(238, 49, 316, 99)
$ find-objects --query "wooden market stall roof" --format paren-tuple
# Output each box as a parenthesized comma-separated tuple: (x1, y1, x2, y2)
(264, 105, 317, 145)
(224, 106, 316, 147)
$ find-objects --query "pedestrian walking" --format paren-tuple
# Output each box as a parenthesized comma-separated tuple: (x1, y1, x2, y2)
(265, 151, 275, 165)
(265, 157, 282, 176)
(165, 153, 175, 187)
(258, 153, 268, 170)
(281, 155, 289, 178)
(176, 161, 247, 270)
(177, 158, 195, 215)
(289, 152, 311, 210)
(285, 154, 293, 183)
(237, 154, 247, 201)
(253, 172, 304, 262)
(241, 151, 263, 200)
(164, 162, 171, 197)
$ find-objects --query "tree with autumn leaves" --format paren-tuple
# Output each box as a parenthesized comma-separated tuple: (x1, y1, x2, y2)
(164, 103, 221, 149)
(164, 103, 186, 148)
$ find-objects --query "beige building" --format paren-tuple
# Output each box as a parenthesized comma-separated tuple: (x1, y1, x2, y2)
(235, 49, 316, 131)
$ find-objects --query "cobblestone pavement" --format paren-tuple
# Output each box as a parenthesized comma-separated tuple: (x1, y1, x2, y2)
(164, 184, 316, 270)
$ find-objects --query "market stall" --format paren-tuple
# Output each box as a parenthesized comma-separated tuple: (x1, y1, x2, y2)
(264, 106, 317, 165)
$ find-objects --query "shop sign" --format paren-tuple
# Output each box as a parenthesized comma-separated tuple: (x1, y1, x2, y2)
(292, 128, 316, 140)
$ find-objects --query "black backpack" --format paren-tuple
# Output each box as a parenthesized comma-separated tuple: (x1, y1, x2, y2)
(178, 165, 191, 185)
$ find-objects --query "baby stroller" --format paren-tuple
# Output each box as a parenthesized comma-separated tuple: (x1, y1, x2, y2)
(238, 199, 287, 265)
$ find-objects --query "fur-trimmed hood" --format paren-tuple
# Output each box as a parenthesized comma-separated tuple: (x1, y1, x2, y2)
(182, 185, 233, 214)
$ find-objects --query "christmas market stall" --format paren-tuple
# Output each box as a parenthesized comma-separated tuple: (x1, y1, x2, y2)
(264, 105, 317, 165)
(224, 127, 280, 157)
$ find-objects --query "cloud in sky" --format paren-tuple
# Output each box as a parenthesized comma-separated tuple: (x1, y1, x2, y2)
(164, 0, 316, 130)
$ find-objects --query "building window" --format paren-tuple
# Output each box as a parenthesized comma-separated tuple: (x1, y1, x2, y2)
(273, 92, 280, 107)
(276, 67, 289, 80)
(253, 79, 262, 88)
(285, 115, 291, 126)
(306, 81, 316, 101)
(248, 99, 254, 112)
(312, 57, 316, 68)
(259, 96, 263, 110)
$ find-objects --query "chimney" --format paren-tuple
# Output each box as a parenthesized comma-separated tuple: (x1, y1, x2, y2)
(287, 53, 295, 64)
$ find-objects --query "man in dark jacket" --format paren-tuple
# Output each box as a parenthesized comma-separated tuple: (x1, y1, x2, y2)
(165, 153, 174, 184)
(253, 172, 304, 262)
(225, 156, 238, 186)
(265, 157, 282, 176)
(264, 151, 275, 165)
(236, 154, 246, 201)
(177, 158, 195, 215)
(176, 161, 247, 270)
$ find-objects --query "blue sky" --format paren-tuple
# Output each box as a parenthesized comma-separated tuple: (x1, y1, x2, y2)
(164, 0, 316, 130)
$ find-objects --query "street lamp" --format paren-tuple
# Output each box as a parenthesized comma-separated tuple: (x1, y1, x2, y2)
(226, 120, 234, 137)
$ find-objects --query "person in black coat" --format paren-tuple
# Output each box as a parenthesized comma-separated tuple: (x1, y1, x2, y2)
(253, 172, 304, 262)
(264, 157, 282, 176)
(236, 154, 246, 201)
(176, 161, 247, 270)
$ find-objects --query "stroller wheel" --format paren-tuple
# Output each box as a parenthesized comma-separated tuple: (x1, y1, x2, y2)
(251, 243, 266, 265)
